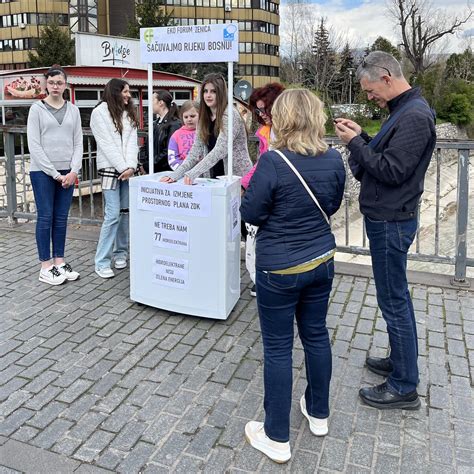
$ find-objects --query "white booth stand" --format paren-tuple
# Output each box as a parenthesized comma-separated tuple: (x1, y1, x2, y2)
(129, 24, 241, 319)
(129, 175, 241, 319)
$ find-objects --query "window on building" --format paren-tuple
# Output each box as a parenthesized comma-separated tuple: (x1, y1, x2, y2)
(75, 90, 100, 101)
(5, 107, 29, 126)
(172, 90, 192, 102)
(70, 0, 97, 33)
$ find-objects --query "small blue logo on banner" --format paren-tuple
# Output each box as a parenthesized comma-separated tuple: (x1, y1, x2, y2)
(223, 25, 237, 41)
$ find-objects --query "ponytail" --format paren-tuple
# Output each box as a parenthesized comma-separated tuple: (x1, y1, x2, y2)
(168, 101, 180, 120)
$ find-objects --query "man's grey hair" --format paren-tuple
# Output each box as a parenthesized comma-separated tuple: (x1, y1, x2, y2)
(356, 51, 403, 81)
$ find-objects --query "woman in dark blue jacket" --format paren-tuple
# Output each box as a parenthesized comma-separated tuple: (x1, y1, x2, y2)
(241, 89, 345, 463)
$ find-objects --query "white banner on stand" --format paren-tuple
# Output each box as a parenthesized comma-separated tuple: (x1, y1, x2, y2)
(138, 180, 212, 217)
(152, 255, 189, 289)
(141, 24, 238, 64)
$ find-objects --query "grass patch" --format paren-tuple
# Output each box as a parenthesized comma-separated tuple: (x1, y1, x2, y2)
(326, 119, 382, 137)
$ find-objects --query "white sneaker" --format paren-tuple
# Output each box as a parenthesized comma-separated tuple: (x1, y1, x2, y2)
(244, 421, 291, 463)
(58, 263, 80, 281)
(114, 258, 127, 269)
(95, 267, 115, 279)
(39, 266, 67, 286)
(300, 396, 328, 436)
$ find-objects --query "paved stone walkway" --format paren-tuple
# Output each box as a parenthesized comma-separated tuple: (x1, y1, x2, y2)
(0, 225, 473, 473)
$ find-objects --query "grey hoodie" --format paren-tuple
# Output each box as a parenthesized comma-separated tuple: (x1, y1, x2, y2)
(27, 100, 83, 179)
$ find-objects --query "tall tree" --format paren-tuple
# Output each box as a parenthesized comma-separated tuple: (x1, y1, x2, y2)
(280, 0, 316, 84)
(370, 36, 401, 61)
(388, 0, 472, 76)
(308, 18, 337, 100)
(28, 22, 75, 67)
(126, 0, 174, 38)
(334, 43, 356, 103)
(445, 48, 474, 82)
(126, 0, 193, 75)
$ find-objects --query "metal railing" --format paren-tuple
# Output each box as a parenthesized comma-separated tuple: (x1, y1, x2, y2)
(0, 126, 472, 284)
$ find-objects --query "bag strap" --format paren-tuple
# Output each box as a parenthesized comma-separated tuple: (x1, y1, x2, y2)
(274, 149, 330, 225)
(368, 98, 430, 150)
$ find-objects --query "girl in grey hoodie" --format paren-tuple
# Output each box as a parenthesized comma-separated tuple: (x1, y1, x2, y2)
(27, 65, 83, 286)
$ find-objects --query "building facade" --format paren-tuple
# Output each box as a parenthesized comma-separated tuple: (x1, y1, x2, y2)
(162, 0, 280, 87)
(0, 0, 101, 71)
(0, 1, 280, 86)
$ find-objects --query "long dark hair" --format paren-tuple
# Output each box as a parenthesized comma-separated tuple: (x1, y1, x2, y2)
(198, 73, 228, 145)
(154, 90, 179, 120)
(101, 78, 139, 134)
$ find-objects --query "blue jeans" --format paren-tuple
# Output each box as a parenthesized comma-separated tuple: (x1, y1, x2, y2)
(95, 181, 129, 270)
(256, 259, 334, 442)
(30, 170, 74, 262)
(365, 216, 418, 395)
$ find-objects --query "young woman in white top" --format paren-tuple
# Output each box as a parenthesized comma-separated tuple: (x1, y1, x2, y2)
(27, 65, 83, 285)
(90, 78, 139, 278)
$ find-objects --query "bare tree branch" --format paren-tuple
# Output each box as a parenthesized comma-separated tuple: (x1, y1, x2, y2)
(388, 0, 473, 75)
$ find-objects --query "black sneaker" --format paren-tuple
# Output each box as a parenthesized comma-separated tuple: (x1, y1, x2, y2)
(359, 382, 420, 410)
(366, 356, 393, 377)
(250, 285, 256, 297)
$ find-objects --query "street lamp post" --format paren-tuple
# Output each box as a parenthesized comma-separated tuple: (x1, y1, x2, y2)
(348, 67, 355, 105)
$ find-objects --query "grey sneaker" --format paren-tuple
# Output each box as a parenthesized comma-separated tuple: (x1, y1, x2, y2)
(114, 258, 127, 269)
(39, 266, 67, 286)
(95, 267, 115, 279)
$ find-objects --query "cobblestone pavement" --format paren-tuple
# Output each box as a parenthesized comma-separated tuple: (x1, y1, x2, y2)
(0, 225, 473, 473)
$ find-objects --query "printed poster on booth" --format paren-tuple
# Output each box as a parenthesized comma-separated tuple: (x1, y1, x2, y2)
(138, 181, 211, 217)
(153, 217, 190, 252)
(152, 255, 189, 289)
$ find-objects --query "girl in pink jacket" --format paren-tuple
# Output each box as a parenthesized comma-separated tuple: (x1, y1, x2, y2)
(167, 100, 199, 170)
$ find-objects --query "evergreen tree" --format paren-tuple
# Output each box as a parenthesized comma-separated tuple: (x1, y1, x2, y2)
(370, 37, 401, 60)
(28, 22, 75, 68)
(126, 0, 189, 75)
(308, 18, 337, 101)
(334, 43, 356, 104)
(126, 0, 175, 38)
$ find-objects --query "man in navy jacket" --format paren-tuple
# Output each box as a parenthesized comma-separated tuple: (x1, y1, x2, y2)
(335, 51, 436, 410)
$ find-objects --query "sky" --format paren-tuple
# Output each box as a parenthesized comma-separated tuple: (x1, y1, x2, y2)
(279, 0, 473, 56)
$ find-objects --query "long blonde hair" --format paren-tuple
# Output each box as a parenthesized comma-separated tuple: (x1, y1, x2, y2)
(271, 89, 328, 156)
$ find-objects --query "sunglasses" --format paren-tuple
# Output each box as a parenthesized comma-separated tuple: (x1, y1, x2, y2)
(361, 58, 391, 77)
(255, 106, 269, 117)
